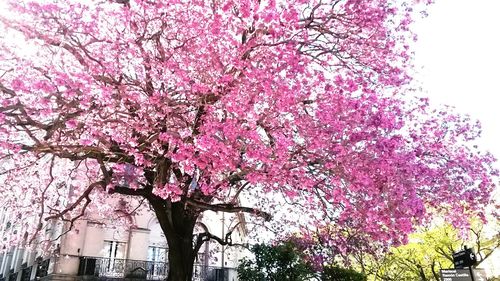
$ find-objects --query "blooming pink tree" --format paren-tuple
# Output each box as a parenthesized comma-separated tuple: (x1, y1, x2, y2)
(0, 0, 497, 280)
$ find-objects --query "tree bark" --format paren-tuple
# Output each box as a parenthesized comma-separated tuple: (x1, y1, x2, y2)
(149, 198, 200, 281)
(165, 231, 196, 281)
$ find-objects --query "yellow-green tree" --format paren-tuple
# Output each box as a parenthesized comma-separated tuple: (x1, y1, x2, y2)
(351, 221, 499, 281)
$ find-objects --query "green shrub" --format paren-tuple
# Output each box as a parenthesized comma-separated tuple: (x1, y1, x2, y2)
(237, 242, 315, 281)
(321, 266, 367, 281)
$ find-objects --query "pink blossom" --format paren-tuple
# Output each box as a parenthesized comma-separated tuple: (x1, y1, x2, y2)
(0, 0, 495, 276)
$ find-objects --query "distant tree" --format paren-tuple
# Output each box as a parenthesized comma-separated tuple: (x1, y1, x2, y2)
(469, 221, 500, 267)
(350, 221, 500, 281)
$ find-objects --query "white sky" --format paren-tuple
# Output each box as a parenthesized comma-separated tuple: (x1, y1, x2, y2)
(413, 0, 500, 167)
(414, 3, 500, 256)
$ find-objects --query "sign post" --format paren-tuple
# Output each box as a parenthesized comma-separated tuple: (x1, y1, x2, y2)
(452, 247, 477, 270)
(440, 268, 488, 281)
(440, 269, 473, 281)
(439, 247, 479, 281)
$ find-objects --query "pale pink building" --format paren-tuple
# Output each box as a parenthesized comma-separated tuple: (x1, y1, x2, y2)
(0, 201, 248, 281)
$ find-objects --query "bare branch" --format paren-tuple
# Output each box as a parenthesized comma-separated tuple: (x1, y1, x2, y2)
(44, 181, 103, 221)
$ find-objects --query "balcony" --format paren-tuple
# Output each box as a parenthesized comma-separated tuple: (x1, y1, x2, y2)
(0, 262, 38, 281)
(77, 257, 236, 281)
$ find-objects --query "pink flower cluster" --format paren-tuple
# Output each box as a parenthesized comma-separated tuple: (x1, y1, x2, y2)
(0, 0, 495, 254)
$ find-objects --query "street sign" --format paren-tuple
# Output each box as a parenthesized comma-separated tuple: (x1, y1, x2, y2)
(440, 269, 473, 281)
(452, 248, 477, 268)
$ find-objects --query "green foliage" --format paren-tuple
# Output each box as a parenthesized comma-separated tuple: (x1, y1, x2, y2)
(351, 220, 499, 281)
(322, 266, 367, 281)
(238, 241, 368, 281)
(237, 242, 315, 281)
(372, 224, 458, 281)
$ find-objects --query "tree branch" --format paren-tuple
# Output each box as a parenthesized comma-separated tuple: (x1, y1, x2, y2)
(111, 184, 151, 197)
(196, 230, 249, 250)
(185, 198, 271, 221)
(44, 180, 103, 222)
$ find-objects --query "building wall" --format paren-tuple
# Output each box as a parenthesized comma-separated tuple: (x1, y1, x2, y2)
(0, 200, 248, 280)
(481, 247, 500, 278)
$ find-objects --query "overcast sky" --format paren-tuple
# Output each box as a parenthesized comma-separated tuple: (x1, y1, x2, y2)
(413, 0, 500, 167)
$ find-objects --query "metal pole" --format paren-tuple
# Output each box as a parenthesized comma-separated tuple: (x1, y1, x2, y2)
(221, 212, 225, 269)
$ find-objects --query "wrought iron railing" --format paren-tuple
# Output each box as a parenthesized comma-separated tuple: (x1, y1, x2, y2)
(78, 257, 166, 280)
(20, 265, 32, 281)
(35, 259, 50, 279)
(78, 257, 237, 281)
(7, 272, 17, 281)
(193, 265, 236, 281)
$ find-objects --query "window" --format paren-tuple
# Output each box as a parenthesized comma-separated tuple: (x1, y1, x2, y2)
(102, 241, 126, 277)
(147, 246, 167, 262)
(103, 241, 126, 259)
(147, 247, 167, 278)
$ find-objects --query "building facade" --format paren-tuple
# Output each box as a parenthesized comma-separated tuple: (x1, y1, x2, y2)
(0, 201, 248, 281)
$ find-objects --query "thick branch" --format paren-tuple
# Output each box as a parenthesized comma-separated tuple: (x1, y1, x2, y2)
(111, 184, 152, 197)
(196, 230, 248, 252)
(185, 199, 271, 221)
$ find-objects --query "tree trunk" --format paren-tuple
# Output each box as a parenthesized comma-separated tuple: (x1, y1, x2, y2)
(165, 233, 196, 281)
(149, 198, 200, 281)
